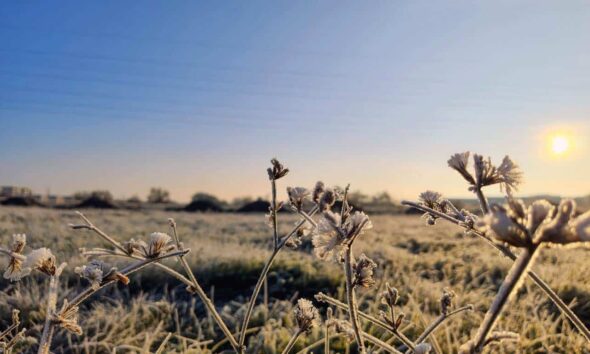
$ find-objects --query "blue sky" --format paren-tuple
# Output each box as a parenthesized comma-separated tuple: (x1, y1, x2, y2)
(1, 1, 589, 202)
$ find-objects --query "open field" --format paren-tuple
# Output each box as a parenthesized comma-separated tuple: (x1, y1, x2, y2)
(1, 206, 589, 353)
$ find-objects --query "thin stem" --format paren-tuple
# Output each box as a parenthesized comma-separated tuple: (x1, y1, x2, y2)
(414, 305, 474, 344)
(298, 210, 318, 228)
(402, 200, 590, 343)
(470, 245, 539, 352)
(238, 206, 319, 350)
(71, 212, 128, 254)
(169, 218, 240, 353)
(271, 178, 279, 250)
(280, 329, 303, 354)
(474, 187, 489, 214)
(315, 293, 416, 349)
(363, 332, 404, 354)
(325, 321, 330, 354)
(38, 262, 67, 354)
(344, 247, 366, 354)
(67, 250, 188, 309)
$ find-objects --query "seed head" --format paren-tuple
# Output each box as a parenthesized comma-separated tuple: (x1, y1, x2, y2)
(3, 234, 29, 281)
(319, 189, 337, 211)
(448, 152, 475, 185)
(440, 289, 455, 315)
(287, 187, 310, 211)
(352, 254, 377, 288)
(54, 300, 83, 335)
(294, 298, 320, 333)
(312, 181, 325, 203)
(267, 158, 289, 180)
(75, 260, 129, 290)
(24, 248, 56, 276)
(380, 283, 399, 308)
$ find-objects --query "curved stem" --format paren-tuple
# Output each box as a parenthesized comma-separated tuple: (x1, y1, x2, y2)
(415, 305, 473, 344)
(344, 247, 366, 354)
(363, 332, 404, 354)
(470, 246, 538, 352)
(280, 329, 303, 354)
(402, 201, 590, 343)
(238, 206, 319, 350)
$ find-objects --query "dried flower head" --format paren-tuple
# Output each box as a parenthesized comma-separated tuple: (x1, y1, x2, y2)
(3, 234, 29, 281)
(294, 298, 320, 333)
(480, 198, 590, 247)
(75, 260, 129, 290)
(352, 254, 377, 288)
(318, 189, 337, 211)
(267, 158, 289, 180)
(473, 154, 522, 193)
(123, 238, 144, 255)
(440, 289, 455, 315)
(24, 248, 56, 276)
(380, 282, 399, 308)
(287, 187, 310, 211)
(448, 152, 475, 185)
(54, 300, 82, 335)
(448, 152, 522, 193)
(312, 181, 325, 203)
(312, 210, 372, 260)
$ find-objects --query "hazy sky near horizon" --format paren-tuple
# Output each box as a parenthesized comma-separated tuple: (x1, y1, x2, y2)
(1, 1, 589, 202)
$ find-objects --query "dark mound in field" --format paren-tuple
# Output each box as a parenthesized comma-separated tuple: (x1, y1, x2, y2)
(0, 197, 45, 207)
(75, 196, 117, 209)
(236, 199, 270, 213)
(184, 200, 223, 212)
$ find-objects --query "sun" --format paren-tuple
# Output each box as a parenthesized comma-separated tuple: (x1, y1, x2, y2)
(551, 135, 570, 155)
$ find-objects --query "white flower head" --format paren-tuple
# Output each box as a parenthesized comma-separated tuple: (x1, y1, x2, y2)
(24, 248, 56, 276)
(287, 187, 310, 211)
(146, 232, 173, 257)
(3, 234, 29, 281)
(312, 211, 345, 260)
(294, 298, 320, 333)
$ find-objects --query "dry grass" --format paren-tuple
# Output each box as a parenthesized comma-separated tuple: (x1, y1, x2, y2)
(1, 206, 589, 353)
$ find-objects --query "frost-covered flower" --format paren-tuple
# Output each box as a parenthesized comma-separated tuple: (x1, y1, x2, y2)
(24, 248, 56, 276)
(294, 298, 320, 333)
(267, 158, 289, 180)
(448, 152, 475, 185)
(312, 181, 325, 203)
(75, 260, 129, 290)
(448, 152, 522, 193)
(480, 198, 590, 247)
(55, 300, 82, 335)
(318, 189, 337, 211)
(287, 187, 310, 211)
(312, 211, 344, 260)
(440, 289, 455, 315)
(312, 210, 372, 260)
(380, 283, 399, 308)
(352, 254, 377, 288)
(125, 233, 175, 258)
(3, 234, 28, 281)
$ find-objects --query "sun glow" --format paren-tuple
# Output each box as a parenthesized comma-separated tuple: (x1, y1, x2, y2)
(550, 135, 571, 156)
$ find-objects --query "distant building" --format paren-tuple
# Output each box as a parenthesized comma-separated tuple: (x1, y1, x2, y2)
(1, 186, 33, 198)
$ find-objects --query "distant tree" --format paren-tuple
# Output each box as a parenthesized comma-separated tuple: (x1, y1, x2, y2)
(229, 196, 254, 210)
(127, 195, 142, 203)
(148, 187, 170, 204)
(89, 190, 114, 202)
(191, 192, 226, 206)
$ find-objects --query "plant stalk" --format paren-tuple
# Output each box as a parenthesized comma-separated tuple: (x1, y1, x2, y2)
(238, 206, 319, 350)
(344, 247, 366, 354)
(280, 329, 303, 354)
(38, 263, 67, 354)
(470, 245, 538, 352)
